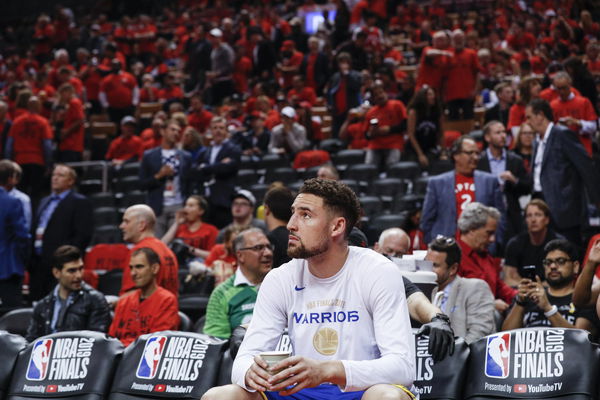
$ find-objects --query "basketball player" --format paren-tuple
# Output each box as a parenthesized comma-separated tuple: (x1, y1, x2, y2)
(202, 178, 416, 399)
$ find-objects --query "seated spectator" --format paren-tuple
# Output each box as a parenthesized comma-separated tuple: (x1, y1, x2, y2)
(119, 204, 179, 296)
(187, 94, 214, 134)
(162, 195, 218, 261)
(263, 185, 294, 268)
(158, 73, 184, 104)
(268, 106, 307, 157)
(105, 116, 143, 165)
(231, 111, 270, 159)
(504, 199, 563, 287)
(206, 224, 244, 286)
(287, 75, 317, 107)
(204, 228, 273, 339)
(317, 164, 340, 180)
(457, 202, 516, 311)
(140, 117, 163, 152)
(502, 239, 595, 332)
(339, 106, 368, 149)
(139, 73, 159, 103)
(216, 190, 266, 243)
(373, 228, 411, 258)
(109, 247, 179, 346)
(427, 236, 495, 343)
(26, 245, 111, 342)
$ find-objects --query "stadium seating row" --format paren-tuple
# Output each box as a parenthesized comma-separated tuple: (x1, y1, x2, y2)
(0, 327, 597, 400)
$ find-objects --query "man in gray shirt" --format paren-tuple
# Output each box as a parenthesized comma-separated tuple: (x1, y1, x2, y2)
(206, 28, 235, 105)
(268, 106, 307, 157)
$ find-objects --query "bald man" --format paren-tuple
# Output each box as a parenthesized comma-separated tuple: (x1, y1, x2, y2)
(374, 228, 411, 258)
(119, 204, 179, 296)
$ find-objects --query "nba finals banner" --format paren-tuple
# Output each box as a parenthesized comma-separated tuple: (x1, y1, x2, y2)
(7, 331, 123, 399)
(109, 331, 227, 400)
(464, 328, 600, 399)
(413, 335, 469, 399)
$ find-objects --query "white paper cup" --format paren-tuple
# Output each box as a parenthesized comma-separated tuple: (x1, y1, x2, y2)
(260, 351, 291, 375)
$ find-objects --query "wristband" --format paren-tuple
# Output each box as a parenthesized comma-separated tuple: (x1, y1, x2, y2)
(544, 305, 558, 318)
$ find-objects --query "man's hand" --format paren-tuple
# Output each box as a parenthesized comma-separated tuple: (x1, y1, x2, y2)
(267, 356, 338, 395)
(244, 355, 272, 392)
(494, 299, 510, 312)
(416, 314, 455, 362)
(155, 164, 174, 179)
(516, 278, 535, 304)
(529, 276, 552, 312)
(587, 240, 600, 266)
(499, 171, 517, 184)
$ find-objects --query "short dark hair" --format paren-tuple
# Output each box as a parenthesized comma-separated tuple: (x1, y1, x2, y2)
(131, 247, 161, 266)
(544, 239, 578, 262)
(429, 236, 461, 267)
(53, 245, 81, 270)
(0, 159, 15, 185)
(264, 186, 294, 222)
(298, 178, 360, 238)
(483, 120, 503, 137)
(450, 135, 476, 160)
(527, 98, 554, 122)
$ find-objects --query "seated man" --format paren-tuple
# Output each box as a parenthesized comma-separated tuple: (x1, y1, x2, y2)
(502, 239, 595, 331)
(217, 190, 267, 243)
(204, 228, 273, 339)
(504, 199, 563, 286)
(109, 247, 179, 346)
(427, 236, 495, 343)
(202, 178, 416, 400)
(26, 245, 111, 342)
(374, 227, 455, 361)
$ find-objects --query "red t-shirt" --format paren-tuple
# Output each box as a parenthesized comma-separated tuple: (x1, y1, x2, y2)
(100, 72, 137, 109)
(551, 95, 598, 156)
(287, 87, 317, 106)
(305, 54, 318, 90)
(79, 66, 102, 101)
(205, 244, 236, 267)
(187, 109, 214, 133)
(539, 86, 581, 103)
(158, 86, 184, 102)
(455, 173, 475, 219)
(364, 100, 407, 150)
(175, 222, 219, 251)
(59, 97, 85, 152)
(109, 286, 179, 346)
(416, 46, 450, 92)
(445, 48, 480, 101)
(120, 237, 179, 296)
(345, 123, 368, 149)
(8, 112, 54, 165)
(507, 103, 526, 130)
(139, 86, 160, 103)
(105, 135, 143, 161)
(140, 128, 162, 151)
(234, 56, 253, 94)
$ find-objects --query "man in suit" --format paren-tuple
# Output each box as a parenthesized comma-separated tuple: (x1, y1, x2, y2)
(0, 160, 29, 308)
(477, 120, 530, 241)
(526, 98, 600, 246)
(30, 164, 93, 301)
(194, 116, 241, 229)
(140, 119, 192, 237)
(427, 235, 495, 344)
(421, 135, 505, 248)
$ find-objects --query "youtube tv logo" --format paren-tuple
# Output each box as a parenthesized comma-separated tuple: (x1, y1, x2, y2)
(46, 385, 58, 393)
(513, 384, 527, 393)
(154, 384, 166, 392)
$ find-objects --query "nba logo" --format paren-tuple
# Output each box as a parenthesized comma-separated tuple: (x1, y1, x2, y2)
(136, 336, 167, 379)
(26, 339, 53, 381)
(485, 333, 511, 378)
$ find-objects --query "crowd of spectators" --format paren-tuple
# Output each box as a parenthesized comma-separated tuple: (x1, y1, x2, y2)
(0, 0, 600, 364)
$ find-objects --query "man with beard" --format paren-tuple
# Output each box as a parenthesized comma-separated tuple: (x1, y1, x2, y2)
(202, 178, 416, 400)
(502, 239, 595, 331)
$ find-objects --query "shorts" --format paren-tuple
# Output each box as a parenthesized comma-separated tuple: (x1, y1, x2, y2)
(260, 383, 416, 399)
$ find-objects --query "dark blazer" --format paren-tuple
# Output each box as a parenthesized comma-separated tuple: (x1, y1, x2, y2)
(478, 149, 530, 237)
(300, 52, 329, 94)
(0, 188, 28, 279)
(140, 147, 192, 216)
(326, 70, 362, 116)
(33, 191, 93, 267)
(420, 170, 505, 244)
(534, 124, 600, 229)
(194, 140, 241, 206)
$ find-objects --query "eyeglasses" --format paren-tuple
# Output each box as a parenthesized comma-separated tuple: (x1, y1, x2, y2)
(239, 243, 274, 253)
(542, 257, 571, 267)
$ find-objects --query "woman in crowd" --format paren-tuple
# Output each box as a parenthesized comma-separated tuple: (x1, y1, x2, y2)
(406, 85, 443, 168)
(508, 76, 541, 134)
(514, 122, 535, 173)
(162, 195, 218, 261)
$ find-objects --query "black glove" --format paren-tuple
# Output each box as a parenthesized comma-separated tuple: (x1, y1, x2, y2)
(416, 313, 455, 362)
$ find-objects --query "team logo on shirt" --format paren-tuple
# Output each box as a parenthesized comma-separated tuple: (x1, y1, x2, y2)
(313, 328, 339, 356)
(136, 336, 167, 379)
(485, 333, 511, 378)
(26, 339, 53, 380)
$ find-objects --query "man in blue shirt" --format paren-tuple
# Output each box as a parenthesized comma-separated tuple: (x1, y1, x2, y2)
(0, 160, 29, 308)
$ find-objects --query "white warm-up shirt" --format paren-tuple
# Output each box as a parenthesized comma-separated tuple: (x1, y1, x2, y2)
(231, 246, 415, 392)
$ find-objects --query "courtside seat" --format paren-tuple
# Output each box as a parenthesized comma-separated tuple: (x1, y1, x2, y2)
(464, 328, 600, 399)
(413, 336, 470, 400)
(0, 308, 33, 337)
(7, 331, 123, 400)
(0, 332, 27, 399)
(108, 332, 227, 400)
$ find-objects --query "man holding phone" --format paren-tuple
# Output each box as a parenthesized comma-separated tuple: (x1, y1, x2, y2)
(502, 239, 595, 332)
